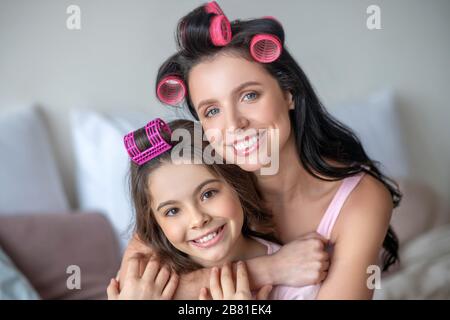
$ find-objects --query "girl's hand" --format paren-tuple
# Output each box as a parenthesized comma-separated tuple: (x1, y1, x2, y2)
(107, 254, 179, 300)
(199, 262, 273, 300)
(271, 232, 330, 287)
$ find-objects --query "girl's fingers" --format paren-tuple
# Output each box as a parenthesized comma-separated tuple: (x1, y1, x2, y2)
(256, 284, 273, 300)
(235, 261, 251, 294)
(220, 264, 235, 297)
(209, 267, 223, 300)
(161, 272, 179, 300)
(142, 257, 160, 282)
(154, 266, 171, 290)
(199, 287, 211, 300)
(107, 279, 119, 300)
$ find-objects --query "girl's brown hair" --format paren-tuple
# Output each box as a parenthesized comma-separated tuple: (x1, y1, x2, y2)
(129, 119, 278, 274)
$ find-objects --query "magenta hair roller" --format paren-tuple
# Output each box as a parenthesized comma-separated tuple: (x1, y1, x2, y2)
(204, 1, 224, 15)
(250, 34, 282, 63)
(124, 118, 172, 166)
(209, 14, 232, 46)
(156, 75, 186, 106)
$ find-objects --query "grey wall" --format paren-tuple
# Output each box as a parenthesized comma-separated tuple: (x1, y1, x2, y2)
(1, 0, 449, 208)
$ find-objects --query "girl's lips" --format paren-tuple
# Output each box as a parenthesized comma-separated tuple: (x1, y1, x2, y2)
(189, 225, 226, 249)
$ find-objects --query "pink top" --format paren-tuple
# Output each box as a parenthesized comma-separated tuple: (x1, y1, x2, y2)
(253, 173, 365, 300)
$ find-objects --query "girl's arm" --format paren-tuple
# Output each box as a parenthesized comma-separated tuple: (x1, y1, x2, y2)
(119, 233, 329, 299)
(316, 176, 393, 300)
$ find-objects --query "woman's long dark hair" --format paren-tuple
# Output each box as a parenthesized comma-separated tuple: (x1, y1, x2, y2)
(129, 119, 279, 274)
(155, 4, 401, 271)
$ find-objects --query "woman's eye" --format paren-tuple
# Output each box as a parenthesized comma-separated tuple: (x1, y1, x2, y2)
(205, 107, 220, 118)
(242, 92, 258, 102)
(165, 208, 179, 216)
(201, 190, 217, 201)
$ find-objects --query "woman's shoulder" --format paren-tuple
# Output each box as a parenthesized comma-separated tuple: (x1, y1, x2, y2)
(332, 174, 394, 240)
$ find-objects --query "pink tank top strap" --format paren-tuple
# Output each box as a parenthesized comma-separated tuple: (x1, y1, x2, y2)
(316, 173, 365, 239)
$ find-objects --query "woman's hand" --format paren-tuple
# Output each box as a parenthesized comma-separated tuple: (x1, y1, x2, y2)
(107, 254, 179, 300)
(271, 232, 330, 287)
(199, 262, 273, 300)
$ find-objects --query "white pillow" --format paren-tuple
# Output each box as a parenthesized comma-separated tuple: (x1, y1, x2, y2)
(70, 108, 180, 251)
(0, 106, 69, 214)
(329, 90, 410, 178)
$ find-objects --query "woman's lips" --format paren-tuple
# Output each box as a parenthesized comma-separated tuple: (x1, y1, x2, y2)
(231, 130, 266, 157)
(190, 225, 226, 249)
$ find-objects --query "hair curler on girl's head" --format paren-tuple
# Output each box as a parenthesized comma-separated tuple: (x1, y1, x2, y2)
(124, 118, 172, 165)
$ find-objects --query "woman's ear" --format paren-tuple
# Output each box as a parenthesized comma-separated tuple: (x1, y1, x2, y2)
(285, 91, 295, 110)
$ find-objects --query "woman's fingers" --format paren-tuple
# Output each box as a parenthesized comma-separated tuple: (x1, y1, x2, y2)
(256, 284, 273, 300)
(235, 261, 251, 294)
(107, 278, 119, 300)
(161, 271, 179, 300)
(209, 267, 223, 300)
(142, 257, 160, 282)
(125, 255, 142, 280)
(220, 264, 236, 298)
(199, 287, 211, 300)
(154, 266, 171, 289)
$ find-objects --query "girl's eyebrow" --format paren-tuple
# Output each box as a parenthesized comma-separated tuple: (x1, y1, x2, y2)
(197, 81, 262, 112)
(156, 178, 222, 211)
(193, 178, 222, 197)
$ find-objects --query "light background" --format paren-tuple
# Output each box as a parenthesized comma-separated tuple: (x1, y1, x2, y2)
(0, 0, 449, 208)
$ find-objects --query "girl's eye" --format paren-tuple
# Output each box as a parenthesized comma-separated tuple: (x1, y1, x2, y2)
(201, 189, 217, 201)
(242, 91, 258, 102)
(165, 208, 179, 216)
(205, 107, 220, 118)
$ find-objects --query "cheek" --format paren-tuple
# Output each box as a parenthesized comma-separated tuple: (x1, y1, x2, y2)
(158, 220, 186, 244)
(217, 193, 244, 226)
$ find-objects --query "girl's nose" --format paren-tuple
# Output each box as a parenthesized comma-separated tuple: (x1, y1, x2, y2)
(190, 209, 211, 229)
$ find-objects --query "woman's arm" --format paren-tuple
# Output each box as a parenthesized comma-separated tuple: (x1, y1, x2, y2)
(316, 176, 393, 299)
(118, 232, 329, 299)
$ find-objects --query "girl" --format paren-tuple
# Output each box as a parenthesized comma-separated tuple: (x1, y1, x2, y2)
(120, 1, 402, 299)
(108, 118, 322, 300)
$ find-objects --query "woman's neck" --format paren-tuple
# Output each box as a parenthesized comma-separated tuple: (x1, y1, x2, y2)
(257, 134, 321, 203)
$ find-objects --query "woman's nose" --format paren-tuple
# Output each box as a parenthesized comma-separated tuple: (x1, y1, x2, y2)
(225, 107, 249, 132)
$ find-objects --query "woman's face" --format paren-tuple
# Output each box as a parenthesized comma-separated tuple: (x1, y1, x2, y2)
(188, 53, 294, 173)
(148, 163, 244, 267)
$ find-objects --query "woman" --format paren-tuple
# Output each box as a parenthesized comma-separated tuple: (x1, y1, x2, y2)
(118, 2, 401, 299)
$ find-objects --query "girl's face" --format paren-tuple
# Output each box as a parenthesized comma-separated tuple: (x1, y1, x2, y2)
(188, 54, 295, 172)
(148, 163, 245, 267)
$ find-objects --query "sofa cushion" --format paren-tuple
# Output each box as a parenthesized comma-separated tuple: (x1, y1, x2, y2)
(0, 212, 121, 300)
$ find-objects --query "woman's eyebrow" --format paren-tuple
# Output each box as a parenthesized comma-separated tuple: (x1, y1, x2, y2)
(197, 81, 262, 111)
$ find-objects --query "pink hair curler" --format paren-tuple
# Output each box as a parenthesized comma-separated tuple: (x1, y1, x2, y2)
(124, 118, 172, 166)
(250, 34, 282, 63)
(209, 14, 232, 46)
(157, 75, 186, 106)
(204, 1, 224, 15)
